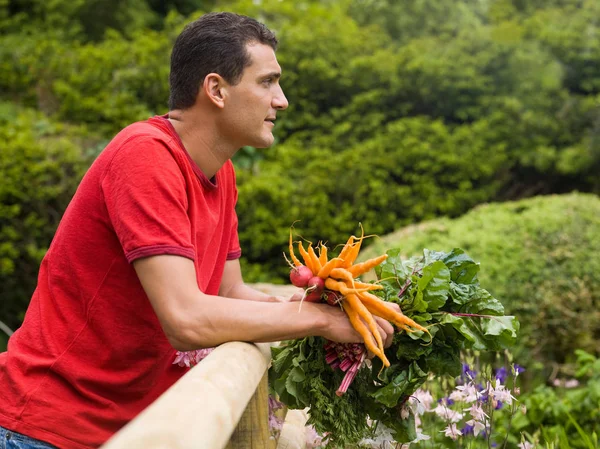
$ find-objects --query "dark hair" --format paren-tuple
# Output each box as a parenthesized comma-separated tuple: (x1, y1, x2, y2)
(168, 12, 278, 110)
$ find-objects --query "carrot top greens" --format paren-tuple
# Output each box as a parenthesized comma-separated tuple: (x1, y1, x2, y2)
(269, 247, 519, 448)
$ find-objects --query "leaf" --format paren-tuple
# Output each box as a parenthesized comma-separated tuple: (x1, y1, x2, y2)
(388, 412, 417, 443)
(435, 313, 489, 350)
(376, 247, 410, 285)
(449, 284, 505, 315)
(395, 337, 433, 360)
(436, 313, 519, 351)
(417, 260, 450, 311)
(480, 315, 520, 350)
(442, 248, 480, 284)
(423, 342, 462, 377)
(371, 362, 428, 408)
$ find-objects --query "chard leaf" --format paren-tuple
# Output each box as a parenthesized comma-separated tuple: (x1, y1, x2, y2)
(436, 313, 489, 350)
(376, 248, 407, 283)
(395, 337, 433, 360)
(480, 315, 520, 350)
(417, 260, 450, 311)
(436, 313, 519, 351)
(442, 248, 480, 284)
(402, 281, 428, 313)
(371, 362, 428, 407)
(457, 287, 505, 315)
(271, 345, 294, 373)
(423, 343, 462, 377)
(388, 412, 417, 443)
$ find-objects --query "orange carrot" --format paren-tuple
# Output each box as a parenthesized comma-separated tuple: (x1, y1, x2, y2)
(297, 241, 317, 275)
(329, 267, 357, 289)
(318, 243, 328, 267)
(341, 225, 365, 267)
(348, 254, 388, 277)
(344, 293, 388, 366)
(337, 236, 355, 262)
(325, 278, 371, 296)
(288, 229, 302, 267)
(307, 244, 322, 273)
(358, 291, 429, 335)
(317, 257, 344, 279)
(352, 280, 384, 291)
(341, 300, 389, 367)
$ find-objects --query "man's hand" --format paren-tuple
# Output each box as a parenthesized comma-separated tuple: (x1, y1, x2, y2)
(313, 295, 401, 349)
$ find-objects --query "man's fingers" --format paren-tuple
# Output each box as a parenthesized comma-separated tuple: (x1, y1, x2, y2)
(374, 316, 394, 348)
(289, 290, 305, 302)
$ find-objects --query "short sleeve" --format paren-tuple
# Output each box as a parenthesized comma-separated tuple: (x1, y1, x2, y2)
(101, 135, 196, 263)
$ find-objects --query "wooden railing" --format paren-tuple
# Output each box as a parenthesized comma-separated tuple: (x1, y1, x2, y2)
(100, 341, 308, 449)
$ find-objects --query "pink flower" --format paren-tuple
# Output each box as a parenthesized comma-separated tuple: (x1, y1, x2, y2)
(464, 403, 488, 421)
(442, 423, 462, 440)
(305, 425, 324, 448)
(454, 383, 481, 403)
(490, 381, 516, 405)
(466, 419, 487, 437)
(432, 404, 463, 423)
(172, 348, 214, 368)
(410, 389, 434, 412)
(268, 413, 284, 437)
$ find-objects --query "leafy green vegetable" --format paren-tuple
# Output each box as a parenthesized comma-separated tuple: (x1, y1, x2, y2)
(269, 248, 519, 448)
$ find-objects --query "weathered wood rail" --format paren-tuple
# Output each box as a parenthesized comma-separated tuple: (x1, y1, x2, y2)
(100, 283, 308, 449)
(100, 341, 305, 449)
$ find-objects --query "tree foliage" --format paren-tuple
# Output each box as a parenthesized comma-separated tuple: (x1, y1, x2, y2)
(1, 0, 600, 355)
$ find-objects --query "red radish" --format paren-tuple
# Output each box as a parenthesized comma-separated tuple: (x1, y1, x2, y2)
(325, 290, 342, 306)
(304, 290, 323, 303)
(307, 276, 325, 295)
(289, 265, 313, 288)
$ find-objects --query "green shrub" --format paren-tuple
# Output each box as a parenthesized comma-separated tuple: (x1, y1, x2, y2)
(360, 193, 600, 366)
(236, 116, 508, 282)
(0, 107, 92, 330)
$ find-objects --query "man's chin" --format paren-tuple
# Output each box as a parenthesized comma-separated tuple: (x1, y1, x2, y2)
(252, 135, 275, 149)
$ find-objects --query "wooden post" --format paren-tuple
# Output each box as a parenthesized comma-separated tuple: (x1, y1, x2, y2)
(225, 372, 270, 448)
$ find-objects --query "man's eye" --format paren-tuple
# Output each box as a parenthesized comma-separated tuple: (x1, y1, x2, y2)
(263, 78, 273, 85)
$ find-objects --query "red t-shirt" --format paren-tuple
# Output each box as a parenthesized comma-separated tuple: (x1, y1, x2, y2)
(0, 116, 242, 448)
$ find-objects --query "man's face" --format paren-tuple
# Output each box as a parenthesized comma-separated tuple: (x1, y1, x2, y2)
(223, 43, 289, 148)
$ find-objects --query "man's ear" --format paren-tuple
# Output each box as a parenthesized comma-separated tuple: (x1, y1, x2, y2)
(202, 73, 227, 109)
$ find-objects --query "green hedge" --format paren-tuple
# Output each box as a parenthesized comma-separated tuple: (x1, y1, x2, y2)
(0, 106, 92, 331)
(360, 193, 600, 366)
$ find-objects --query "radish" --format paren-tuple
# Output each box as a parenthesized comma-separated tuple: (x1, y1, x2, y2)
(307, 276, 325, 295)
(324, 290, 342, 306)
(304, 290, 323, 303)
(289, 265, 313, 288)
(302, 276, 325, 303)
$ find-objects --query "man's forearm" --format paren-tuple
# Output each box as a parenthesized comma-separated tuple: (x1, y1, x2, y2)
(170, 295, 332, 350)
(225, 282, 299, 303)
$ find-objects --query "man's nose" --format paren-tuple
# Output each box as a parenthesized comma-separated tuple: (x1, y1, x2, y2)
(273, 86, 289, 110)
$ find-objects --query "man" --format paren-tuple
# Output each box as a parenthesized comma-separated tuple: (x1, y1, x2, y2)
(0, 12, 396, 449)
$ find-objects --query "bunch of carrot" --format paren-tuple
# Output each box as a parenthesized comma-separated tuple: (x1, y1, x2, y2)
(287, 228, 429, 370)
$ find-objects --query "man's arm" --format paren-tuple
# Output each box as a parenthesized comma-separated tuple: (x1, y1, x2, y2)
(133, 254, 363, 351)
(218, 258, 301, 302)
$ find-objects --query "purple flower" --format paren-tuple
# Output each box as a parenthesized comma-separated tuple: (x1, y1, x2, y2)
(462, 423, 475, 435)
(463, 363, 478, 379)
(438, 397, 455, 406)
(495, 400, 504, 410)
(495, 366, 508, 384)
(514, 364, 526, 376)
(269, 395, 284, 413)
